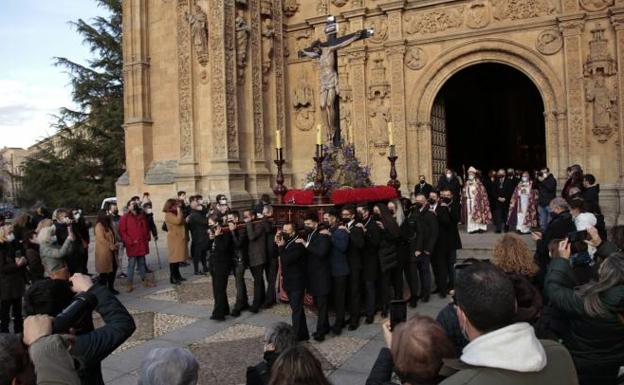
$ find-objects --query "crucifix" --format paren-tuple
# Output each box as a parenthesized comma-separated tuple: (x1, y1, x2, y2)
(299, 16, 373, 146)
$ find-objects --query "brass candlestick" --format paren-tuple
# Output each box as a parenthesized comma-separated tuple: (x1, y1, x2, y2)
(273, 148, 288, 203)
(313, 144, 327, 202)
(387, 145, 401, 196)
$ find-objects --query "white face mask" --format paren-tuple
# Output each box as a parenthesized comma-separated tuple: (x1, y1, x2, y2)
(446, 173, 452, 179)
(219, 199, 227, 205)
(522, 176, 529, 182)
(146, 208, 153, 214)
(5, 234, 15, 242)
(468, 175, 475, 181)
(74, 213, 81, 220)
(50, 235, 58, 244)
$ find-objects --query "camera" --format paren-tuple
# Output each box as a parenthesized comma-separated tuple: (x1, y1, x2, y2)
(52, 291, 98, 334)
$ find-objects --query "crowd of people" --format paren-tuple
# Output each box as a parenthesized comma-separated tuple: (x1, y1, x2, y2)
(0, 162, 623, 385)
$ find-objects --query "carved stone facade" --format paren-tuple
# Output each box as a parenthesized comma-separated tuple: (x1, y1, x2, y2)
(120, 0, 624, 225)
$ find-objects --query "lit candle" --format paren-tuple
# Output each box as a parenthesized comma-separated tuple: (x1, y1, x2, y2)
(388, 122, 394, 146)
(275, 129, 282, 149)
(316, 124, 322, 145)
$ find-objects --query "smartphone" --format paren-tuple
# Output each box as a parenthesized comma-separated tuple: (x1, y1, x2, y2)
(389, 299, 407, 331)
(568, 230, 588, 243)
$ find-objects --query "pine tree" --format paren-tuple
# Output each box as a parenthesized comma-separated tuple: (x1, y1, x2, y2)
(20, 0, 123, 211)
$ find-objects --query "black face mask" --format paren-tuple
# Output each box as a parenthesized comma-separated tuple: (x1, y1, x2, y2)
(388, 208, 395, 215)
(341, 217, 351, 224)
(414, 202, 424, 210)
(304, 225, 315, 234)
(356, 213, 365, 221)
(442, 197, 452, 204)
(372, 213, 381, 221)
(428, 198, 437, 205)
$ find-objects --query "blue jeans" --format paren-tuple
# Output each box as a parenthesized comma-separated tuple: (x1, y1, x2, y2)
(127, 256, 147, 284)
(538, 205, 551, 231)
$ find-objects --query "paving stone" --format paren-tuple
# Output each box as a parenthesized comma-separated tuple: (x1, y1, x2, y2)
(107, 374, 138, 385)
(329, 368, 369, 385)
(338, 339, 386, 373)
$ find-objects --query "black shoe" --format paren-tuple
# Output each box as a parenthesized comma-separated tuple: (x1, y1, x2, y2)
(118, 272, 128, 278)
(495, 230, 502, 234)
(262, 301, 276, 309)
(298, 335, 310, 342)
(380, 311, 388, 318)
(312, 332, 325, 342)
(331, 325, 343, 335)
(239, 303, 250, 311)
(249, 306, 260, 314)
(109, 288, 120, 295)
(231, 309, 241, 317)
(431, 288, 440, 294)
(468, 231, 478, 234)
(438, 292, 447, 299)
(347, 322, 359, 331)
(365, 315, 374, 324)
(409, 297, 418, 308)
(180, 262, 189, 267)
(194, 271, 202, 276)
(170, 277, 181, 285)
(210, 315, 225, 321)
(178, 276, 187, 282)
(421, 295, 430, 303)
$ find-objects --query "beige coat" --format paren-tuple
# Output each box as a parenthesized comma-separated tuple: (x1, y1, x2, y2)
(95, 223, 117, 273)
(165, 211, 188, 263)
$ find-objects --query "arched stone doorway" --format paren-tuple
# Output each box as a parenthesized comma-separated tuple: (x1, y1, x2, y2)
(431, 63, 547, 180)
(407, 39, 566, 186)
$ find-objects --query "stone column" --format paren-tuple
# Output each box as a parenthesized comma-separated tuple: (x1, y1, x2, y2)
(555, 110, 569, 179)
(382, 2, 408, 193)
(544, 110, 559, 180)
(611, 7, 624, 224)
(558, 15, 587, 168)
(342, 8, 368, 163)
(417, 121, 432, 181)
(122, 0, 152, 189)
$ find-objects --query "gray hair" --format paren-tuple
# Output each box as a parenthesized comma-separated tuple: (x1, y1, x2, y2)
(264, 322, 297, 354)
(138, 347, 199, 385)
(578, 252, 624, 317)
(549, 197, 569, 212)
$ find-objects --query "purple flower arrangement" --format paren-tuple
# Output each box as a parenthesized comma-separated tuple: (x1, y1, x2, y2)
(304, 140, 373, 190)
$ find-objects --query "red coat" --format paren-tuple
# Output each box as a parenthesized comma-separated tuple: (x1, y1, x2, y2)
(119, 212, 151, 257)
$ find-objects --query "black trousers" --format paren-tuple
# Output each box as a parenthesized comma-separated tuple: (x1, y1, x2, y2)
(494, 204, 509, 232)
(211, 273, 230, 318)
(0, 298, 23, 333)
(348, 268, 362, 326)
(264, 256, 278, 305)
(287, 289, 309, 341)
(314, 295, 330, 334)
(169, 262, 182, 281)
(332, 275, 347, 327)
(409, 254, 432, 298)
(432, 251, 449, 295)
(81, 246, 89, 274)
(380, 266, 404, 307)
(250, 265, 265, 308)
(233, 262, 249, 310)
(98, 257, 118, 291)
(66, 251, 83, 275)
(191, 241, 208, 273)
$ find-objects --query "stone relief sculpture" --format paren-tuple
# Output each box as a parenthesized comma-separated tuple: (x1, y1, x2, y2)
(580, 0, 614, 11)
(332, 0, 348, 7)
(368, 17, 388, 43)
(466, 1, 491, 29)
(317, 0, 329, 15)
(585, 75, 617, 142)
(187, 5, 209, 66)
(584, 27, 618, 143)
(405, 47, 427, 70)
(283, 0, 299, 17)
(491, 0, 556, 21)
(292, 78, 315, 131)
(235, 10, 250, 80)
(404, 7, 465, 35)
(261, 17, 275, 82)
(369, 97, 391, 146)
(536, 29, 563, 55)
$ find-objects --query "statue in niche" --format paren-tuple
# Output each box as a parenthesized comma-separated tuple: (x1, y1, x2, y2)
(187, 5, 209, 66)
(586, 72, 618, 142)
(261, 18, 275, 78)
(368, 95, 390, 145)
(235, 10, 250, 80)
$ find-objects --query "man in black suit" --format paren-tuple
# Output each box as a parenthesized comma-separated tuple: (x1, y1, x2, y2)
(436, 168, 462, 199)
(276, 223, 309, 341)
(261, 205, 278, 308)
(356, 203, 382, 324)
(428, 191, 452, 298)
(228, 211, 249, 317)
(414, 175, 433, 198)
(493, 169, 515, 233)
(407, 194, 438, 307)
(440, 188, 462, 290)
(341, 205, 365, 330)
(244, 209, 267, 312)
(299, 213, 332, 341)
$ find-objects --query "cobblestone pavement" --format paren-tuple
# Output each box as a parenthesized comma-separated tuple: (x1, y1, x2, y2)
(95, 231, 534, 385)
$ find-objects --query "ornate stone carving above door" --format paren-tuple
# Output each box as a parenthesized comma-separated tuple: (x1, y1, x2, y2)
(579, 0, 614, 12)
(466, 1, 491, 29)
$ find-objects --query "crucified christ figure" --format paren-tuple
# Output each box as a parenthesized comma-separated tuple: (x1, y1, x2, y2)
(298, 17, 373, 144)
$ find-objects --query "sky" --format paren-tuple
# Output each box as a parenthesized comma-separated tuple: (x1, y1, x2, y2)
(0, 0, 108, 149)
